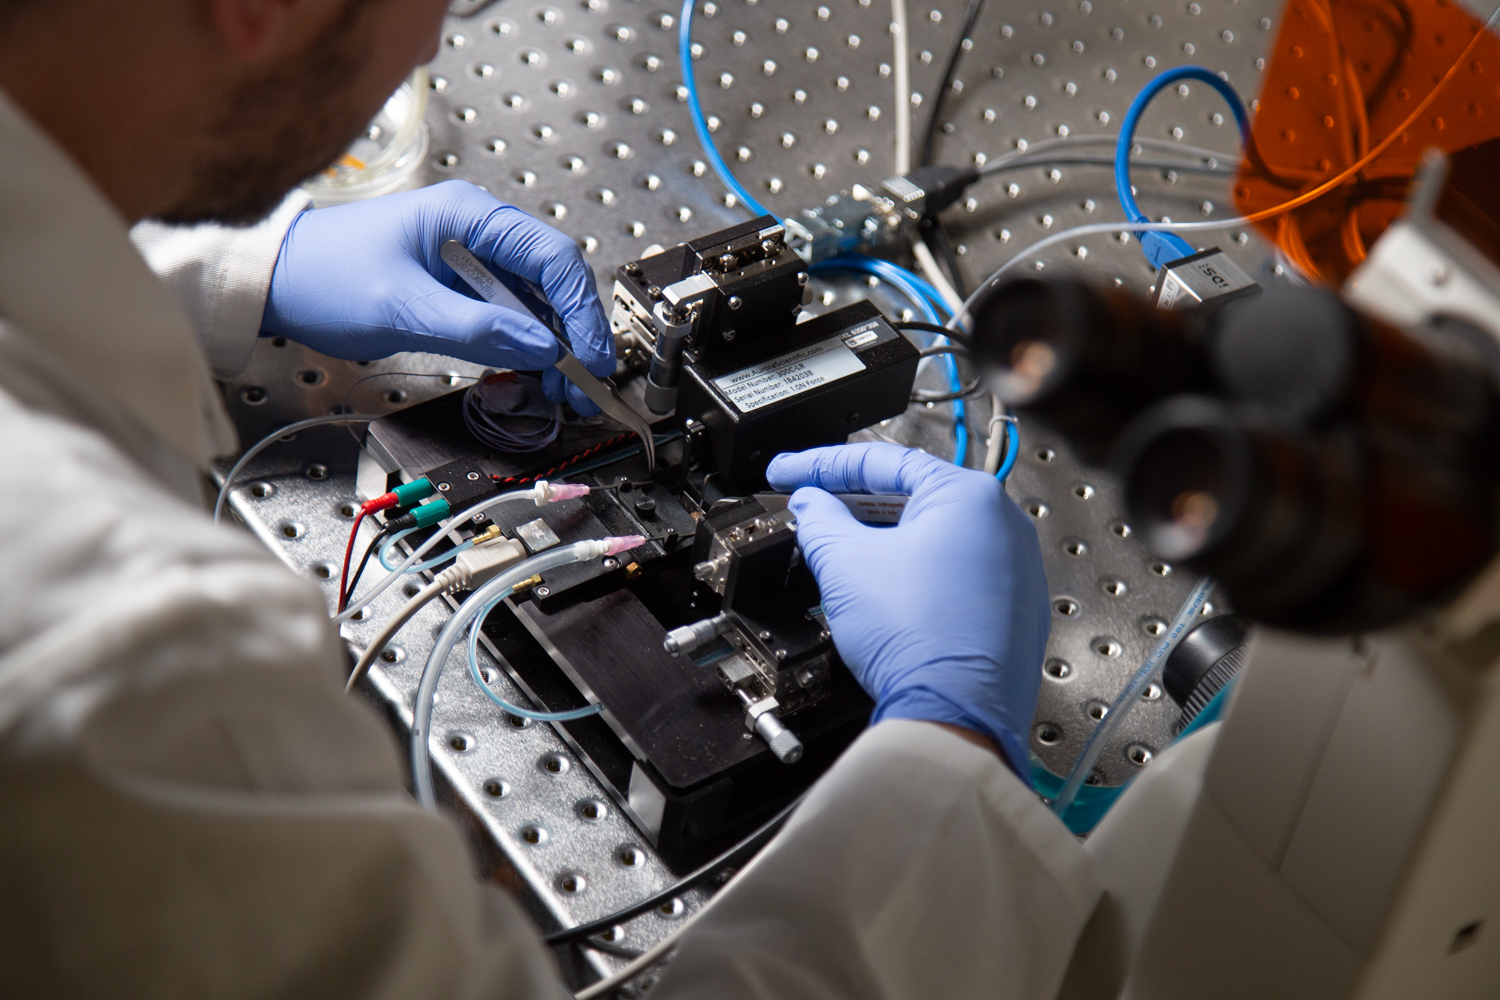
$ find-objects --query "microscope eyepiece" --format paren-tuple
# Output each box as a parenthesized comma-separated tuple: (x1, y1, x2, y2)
(970, 277, 1215, 463)
(983, 276, 1500, 632)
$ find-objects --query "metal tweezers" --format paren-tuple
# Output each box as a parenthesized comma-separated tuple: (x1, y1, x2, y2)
(440, 240, 655, 471)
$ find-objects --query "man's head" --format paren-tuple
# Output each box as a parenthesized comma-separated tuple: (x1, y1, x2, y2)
(0, 0, 450, 225)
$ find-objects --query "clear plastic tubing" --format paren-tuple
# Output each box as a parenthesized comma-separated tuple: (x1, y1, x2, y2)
(1051, 574, 1216, 816)
(214, 413, 380, 526)
(380, 527, 472, 575)
(466, 598, 604, 722)
(336, 488, 538, 623)
(410, 538, 641, 808)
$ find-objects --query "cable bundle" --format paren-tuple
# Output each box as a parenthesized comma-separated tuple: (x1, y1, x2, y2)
(462, 370, 562, 454)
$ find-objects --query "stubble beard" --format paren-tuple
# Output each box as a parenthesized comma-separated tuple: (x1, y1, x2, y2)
(154, 5, 389, 227)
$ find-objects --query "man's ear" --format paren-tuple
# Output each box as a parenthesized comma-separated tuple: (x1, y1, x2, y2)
(206, 0, 345, 60)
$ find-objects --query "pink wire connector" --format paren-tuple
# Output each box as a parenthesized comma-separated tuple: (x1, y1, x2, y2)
(532, 480, 592, 505)
(603, 535, 648, 556)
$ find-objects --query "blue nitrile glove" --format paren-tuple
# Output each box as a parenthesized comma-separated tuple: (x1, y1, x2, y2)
(766, 442, 1051, 775)
(262, 180, 614, 415)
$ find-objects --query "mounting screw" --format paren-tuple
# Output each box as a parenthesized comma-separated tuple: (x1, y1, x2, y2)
(758, 630, 772, 641)
(603, 557, 619, 570)
(728, 295, 743, 310)
(467, 471, 481, 481)
(437, 482, 451, 491)
(796, 271, 809, 286)
(536, 586, 551, 597)
(775, 649, 787, 660)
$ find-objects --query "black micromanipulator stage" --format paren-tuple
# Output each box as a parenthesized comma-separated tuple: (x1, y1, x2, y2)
(358, 218, 920, 862)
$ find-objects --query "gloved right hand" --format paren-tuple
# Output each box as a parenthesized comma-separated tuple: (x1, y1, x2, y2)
(766, 442, 1051, 775)
(261, 180, 614, 415)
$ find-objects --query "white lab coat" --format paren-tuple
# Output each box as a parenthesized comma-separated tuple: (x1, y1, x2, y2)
(0, 87, 1103, 998)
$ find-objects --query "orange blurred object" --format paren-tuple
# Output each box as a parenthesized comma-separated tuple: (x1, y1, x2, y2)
(1235, 0, 1500, 283)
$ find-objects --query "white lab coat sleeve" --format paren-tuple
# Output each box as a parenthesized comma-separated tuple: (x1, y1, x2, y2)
(0, 367, 1101, 999)
(129, 192, 312, 380)
(0, 391, 565, 1000)
(654, 720, 1103, 1000)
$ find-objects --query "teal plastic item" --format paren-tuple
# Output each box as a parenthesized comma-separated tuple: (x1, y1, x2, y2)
(1030, 763, 1125, 835)
(392, 477, 435, 506)
(411, 497, 451, 528)
(1033, 676, 1239, 834)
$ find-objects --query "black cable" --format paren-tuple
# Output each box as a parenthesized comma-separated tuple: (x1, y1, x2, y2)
(981, 154, 1235, 177)
(917, 0, 983, 302)
(919, 344, 968, 359)
(913, 376, 985, 403)
(894, 320, 969, 346)
(342, 524, 393, 611)
(920, 0, 985, 168)
(544, 792, 807, 946)
(922, 217, 969, 299)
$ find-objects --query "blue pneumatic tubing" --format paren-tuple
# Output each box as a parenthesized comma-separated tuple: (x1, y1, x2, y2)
(680, 0, 774, 219)
(995, 416, 1020, 483)
(679, 0, 971, 464)
(1116, 66, 1252, 266)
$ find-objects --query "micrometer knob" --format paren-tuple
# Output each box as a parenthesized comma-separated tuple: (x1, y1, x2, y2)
(663, 612, 731, 657)
(645, 335, 686, 415)
(646, 300, 697, 415)
(754, 711, 804, 764)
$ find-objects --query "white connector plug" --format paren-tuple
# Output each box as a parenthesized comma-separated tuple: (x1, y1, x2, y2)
(530, 480, 591, 505)
(433, 531, 644, 593)
(434, 535, 529, 593)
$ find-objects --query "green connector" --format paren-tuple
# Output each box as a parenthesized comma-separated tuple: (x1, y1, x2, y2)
(392, 477, 436, 507)
(411, 497, 451, 528)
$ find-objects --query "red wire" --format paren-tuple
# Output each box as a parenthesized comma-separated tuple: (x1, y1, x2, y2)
(337, 509, 367, 613)
(337, 434, 637, 613)
(491, 432, 633, 486)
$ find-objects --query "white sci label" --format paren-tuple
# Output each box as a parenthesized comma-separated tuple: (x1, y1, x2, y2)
(713, 334, 868, 412)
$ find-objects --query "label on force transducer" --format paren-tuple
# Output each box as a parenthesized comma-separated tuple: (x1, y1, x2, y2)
(713, 326, 874, 412)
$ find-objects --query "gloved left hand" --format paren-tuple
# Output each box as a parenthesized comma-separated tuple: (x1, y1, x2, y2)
(767, 442, 1051, 776)
(261, 180, 614, 415)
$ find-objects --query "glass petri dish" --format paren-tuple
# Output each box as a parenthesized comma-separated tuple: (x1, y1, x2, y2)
(303, 68, 430, 206)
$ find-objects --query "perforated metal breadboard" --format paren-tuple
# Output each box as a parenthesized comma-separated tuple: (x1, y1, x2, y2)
(216, 0, 1282, 984)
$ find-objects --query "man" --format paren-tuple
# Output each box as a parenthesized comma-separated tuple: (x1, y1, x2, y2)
(0, 0, 1100, 995)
